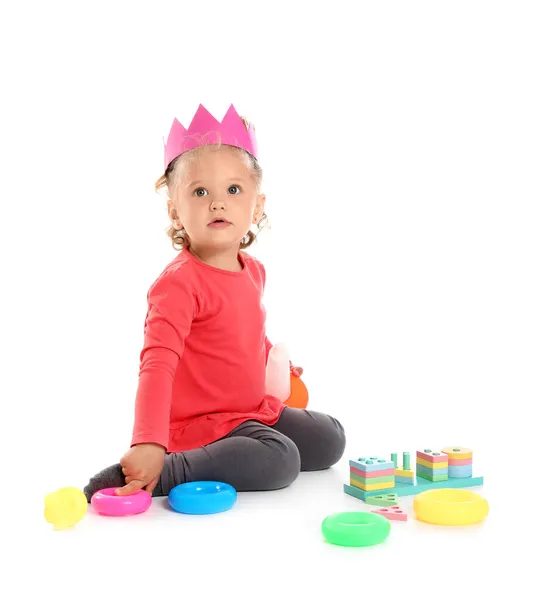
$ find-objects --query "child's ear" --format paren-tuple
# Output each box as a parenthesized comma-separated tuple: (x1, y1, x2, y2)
(253, 193, 266, 224)
(167, 199, 183, 229)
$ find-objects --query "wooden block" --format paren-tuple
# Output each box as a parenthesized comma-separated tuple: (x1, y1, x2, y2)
(351, 472, 395, 485)
(417, 457, 448, 470)
(417, 450, 449, 463)
(371, 505, 408, 521)
(417, 463, 448, 476)
(417, 471, 448, 482)
(365, 493, 398, 507)
(394, 467, 415, 478)
(343, 476, 484, 502)
(448, 457, 472, 466)
(350, 479, 395, 492)
(351, 466, 395, 479)
(349, 458, 395, 472)
(441, 447, 473, 460)
(448, 464, 473, 478)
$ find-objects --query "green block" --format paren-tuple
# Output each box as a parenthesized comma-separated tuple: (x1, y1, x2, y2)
(350, 473, 394, 485)
(365, 494, 399, 507)
(391, 453, 398, 468)
(417, 471, 448, 482)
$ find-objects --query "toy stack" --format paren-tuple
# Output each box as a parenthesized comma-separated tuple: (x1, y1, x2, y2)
(349, 457, 395, 492)
(392, 451, 415, 485)
(344, 445, 483, 502)
(441, 446, 473, 478)
(416, 449, 449, 482)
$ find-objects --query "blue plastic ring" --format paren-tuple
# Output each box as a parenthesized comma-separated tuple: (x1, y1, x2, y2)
(168, 481, 237, 515)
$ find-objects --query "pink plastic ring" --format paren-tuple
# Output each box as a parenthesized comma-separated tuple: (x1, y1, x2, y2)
(91, 487, 152, 517)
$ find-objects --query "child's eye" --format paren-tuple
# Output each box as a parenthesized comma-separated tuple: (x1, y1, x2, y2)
(228, 185, 240, 195)
(194, 188, 208, 197)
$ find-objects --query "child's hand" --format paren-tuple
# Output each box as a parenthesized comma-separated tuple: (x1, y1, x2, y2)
(290, 363, 303, 377)
(116, 443, 166, 496)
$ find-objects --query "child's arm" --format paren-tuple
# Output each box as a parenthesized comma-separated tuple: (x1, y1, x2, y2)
(132, 271, 197, 448)
(117, 271, 197, 496)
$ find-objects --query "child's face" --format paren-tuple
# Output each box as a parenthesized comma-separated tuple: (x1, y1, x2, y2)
(169, 147, 265, 251)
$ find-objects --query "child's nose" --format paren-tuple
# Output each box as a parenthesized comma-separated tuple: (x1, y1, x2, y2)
(210, 194, 228, 209)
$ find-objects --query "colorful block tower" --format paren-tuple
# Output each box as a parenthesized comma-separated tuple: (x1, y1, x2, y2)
(349, 457, 395, 492)
(391, 451, 415, 485)
(441, 446, 473, 478)
(416, 449, 449, 482)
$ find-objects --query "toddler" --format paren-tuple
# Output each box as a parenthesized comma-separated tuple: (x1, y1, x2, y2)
(84, 104, 346, 501)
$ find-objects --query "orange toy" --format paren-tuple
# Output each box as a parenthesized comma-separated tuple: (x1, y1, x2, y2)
(285, 373, 309, 409)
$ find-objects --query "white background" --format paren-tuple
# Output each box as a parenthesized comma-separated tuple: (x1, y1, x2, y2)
(1, 1, 542, 597)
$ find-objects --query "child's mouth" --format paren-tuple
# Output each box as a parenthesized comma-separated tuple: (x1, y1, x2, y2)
(208, 218, 231, 229)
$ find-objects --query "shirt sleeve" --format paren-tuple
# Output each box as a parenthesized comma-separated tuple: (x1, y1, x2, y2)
(131, 270, 197, 449)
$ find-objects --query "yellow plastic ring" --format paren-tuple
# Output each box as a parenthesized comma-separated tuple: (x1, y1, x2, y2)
(413, 489, 489, 526)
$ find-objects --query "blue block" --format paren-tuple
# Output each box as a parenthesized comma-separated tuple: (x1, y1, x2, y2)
(395, 476, 414, 485)
(448, 465, 473, 478)
(416, 463, 448, 477)
(349, 458, 394, 472)
(343, 475, 484, 501)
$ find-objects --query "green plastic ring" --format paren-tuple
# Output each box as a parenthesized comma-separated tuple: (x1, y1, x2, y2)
(321, 511, 391, 547)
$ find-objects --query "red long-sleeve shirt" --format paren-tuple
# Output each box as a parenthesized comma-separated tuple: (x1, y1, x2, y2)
(131, 248, 285, 452)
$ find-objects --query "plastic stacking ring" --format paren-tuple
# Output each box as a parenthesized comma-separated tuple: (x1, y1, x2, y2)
(441, 446, 473, 460)
(413, 489, 489, 526)
(91, 487, 152, 517)
(168, 481, 237, 515)
(321, 511, 391, 547)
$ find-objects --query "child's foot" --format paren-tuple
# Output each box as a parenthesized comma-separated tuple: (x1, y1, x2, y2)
(83, 464, 124, 502)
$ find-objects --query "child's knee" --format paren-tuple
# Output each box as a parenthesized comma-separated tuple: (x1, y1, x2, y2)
(324, 415, 346, 467)
(309, 414, 346, 470)
(264, 435, 301, 489)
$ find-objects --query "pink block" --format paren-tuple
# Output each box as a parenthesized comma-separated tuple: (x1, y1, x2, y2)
(371, 506, 408, 521)
(350, 466, 395, 479)
(448, 457, 472, 466)
(416, 450, 448, 463)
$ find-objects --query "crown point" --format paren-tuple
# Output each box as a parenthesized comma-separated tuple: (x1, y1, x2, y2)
(163, 103, 258, 168)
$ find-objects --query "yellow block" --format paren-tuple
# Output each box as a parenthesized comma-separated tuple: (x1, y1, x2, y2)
(395, 468, 414, 478)
(417, 457, 448, 470)
(350, 479, 395, 492)
(441, 447, 473, 460)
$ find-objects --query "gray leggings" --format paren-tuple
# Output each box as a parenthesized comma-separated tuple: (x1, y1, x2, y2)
(153, 407, 346, 495)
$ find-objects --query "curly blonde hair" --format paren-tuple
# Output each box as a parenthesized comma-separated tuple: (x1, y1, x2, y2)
(155, 117, 268, 251)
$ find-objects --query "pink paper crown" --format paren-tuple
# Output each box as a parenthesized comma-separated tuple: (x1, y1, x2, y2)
(163, 103, 258, 169)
